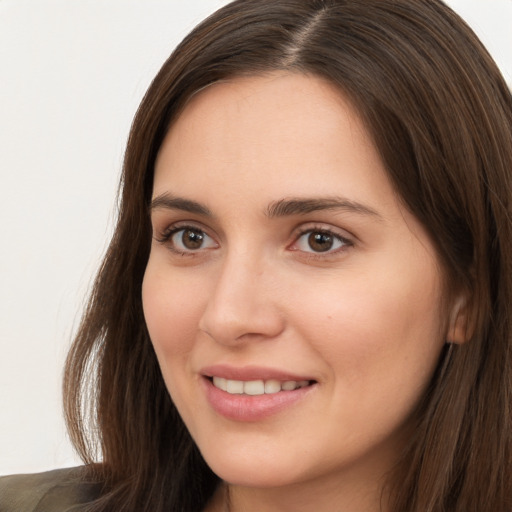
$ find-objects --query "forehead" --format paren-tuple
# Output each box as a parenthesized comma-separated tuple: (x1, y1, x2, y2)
(171, 72, 356, 138)
(153, 72, 392, 206)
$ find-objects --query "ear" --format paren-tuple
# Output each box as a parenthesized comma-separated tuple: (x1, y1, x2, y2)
(446, 295, 472, 344)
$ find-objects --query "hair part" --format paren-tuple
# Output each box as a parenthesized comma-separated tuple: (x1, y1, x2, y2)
(64, 1, 512, 510)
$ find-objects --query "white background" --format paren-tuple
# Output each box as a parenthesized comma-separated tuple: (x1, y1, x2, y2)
(1, 0, 511, 476)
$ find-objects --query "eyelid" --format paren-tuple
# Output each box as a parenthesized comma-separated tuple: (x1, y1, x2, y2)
(154, 219, 211, 240)
(288, 223, 354, 256)
(154, 221, 219, 255)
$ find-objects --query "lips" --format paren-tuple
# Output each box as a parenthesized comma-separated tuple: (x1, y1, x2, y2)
(201, 364, 315, 382)
(200, 365, 317, 421)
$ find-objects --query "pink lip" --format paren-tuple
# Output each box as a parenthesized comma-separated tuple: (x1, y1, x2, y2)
(200, 364, 315, 382)
(200, 365, 317, 422)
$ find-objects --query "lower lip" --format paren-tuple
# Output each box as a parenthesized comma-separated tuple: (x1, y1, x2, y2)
(202, 377, 316, 422)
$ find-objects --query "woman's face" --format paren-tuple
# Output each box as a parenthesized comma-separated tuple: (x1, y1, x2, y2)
(143, 73, 447, 495)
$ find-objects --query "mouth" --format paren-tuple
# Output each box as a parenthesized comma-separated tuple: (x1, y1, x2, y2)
(200, 365, 318, 420)
(208, 376, 314, 396)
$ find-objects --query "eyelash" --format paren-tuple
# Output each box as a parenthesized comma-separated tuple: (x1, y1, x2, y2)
(155, 223, 353, 258)
(155, 224, 217, 256)
(291, 225, 353, 259)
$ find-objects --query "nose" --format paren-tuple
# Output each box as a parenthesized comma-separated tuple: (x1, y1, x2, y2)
(198, 251, 285, 346)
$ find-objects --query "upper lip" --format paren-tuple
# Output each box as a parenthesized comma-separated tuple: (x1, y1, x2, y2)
(200, 364, 316, 382)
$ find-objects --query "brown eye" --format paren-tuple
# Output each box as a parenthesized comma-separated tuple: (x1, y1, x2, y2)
(293, 229, 349, 254)
(307, 232, 334, 252)
(169, 227, 217, 252)
(181, 228, 204, 249)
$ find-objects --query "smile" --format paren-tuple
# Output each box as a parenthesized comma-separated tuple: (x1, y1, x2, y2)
(201, 367, 318, 421)
(211, 377, 311, 395)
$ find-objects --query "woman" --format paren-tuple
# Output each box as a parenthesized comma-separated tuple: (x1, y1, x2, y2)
(2, 0, 511, 511)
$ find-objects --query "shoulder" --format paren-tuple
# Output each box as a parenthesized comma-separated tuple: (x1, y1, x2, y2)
(0, 466, 101, 512)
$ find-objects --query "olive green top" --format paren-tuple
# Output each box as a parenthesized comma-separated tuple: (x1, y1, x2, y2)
(0, 467, 101, 512)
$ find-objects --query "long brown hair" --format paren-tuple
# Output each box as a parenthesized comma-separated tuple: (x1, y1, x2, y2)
(64, 1, 512, 510)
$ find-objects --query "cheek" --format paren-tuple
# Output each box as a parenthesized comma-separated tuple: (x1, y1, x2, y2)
(142, 263, 209, 420)
(142, 264, 204, 359)
(290, 263, 445, 388)
(289, 267, 445, 453)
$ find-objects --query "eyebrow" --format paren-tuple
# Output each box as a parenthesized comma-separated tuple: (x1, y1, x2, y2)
(149, 193, 383, 221)
(150, 193, 213, 216)
(265, 197, 383, 220)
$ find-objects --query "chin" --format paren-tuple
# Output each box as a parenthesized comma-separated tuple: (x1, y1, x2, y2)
(200, 447, 308, 488)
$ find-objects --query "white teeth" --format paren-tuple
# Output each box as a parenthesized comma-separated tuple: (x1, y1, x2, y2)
(264, 379, 281, 394)
(212, 376, 227, 391)
(212, 377, 310, 395)
(244, 380, 265, 395)
(281, 380, 297, 391)
(226, 379, 244, 394)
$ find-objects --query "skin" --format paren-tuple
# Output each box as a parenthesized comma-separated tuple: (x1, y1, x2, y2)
(142, 72, 455, 512)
